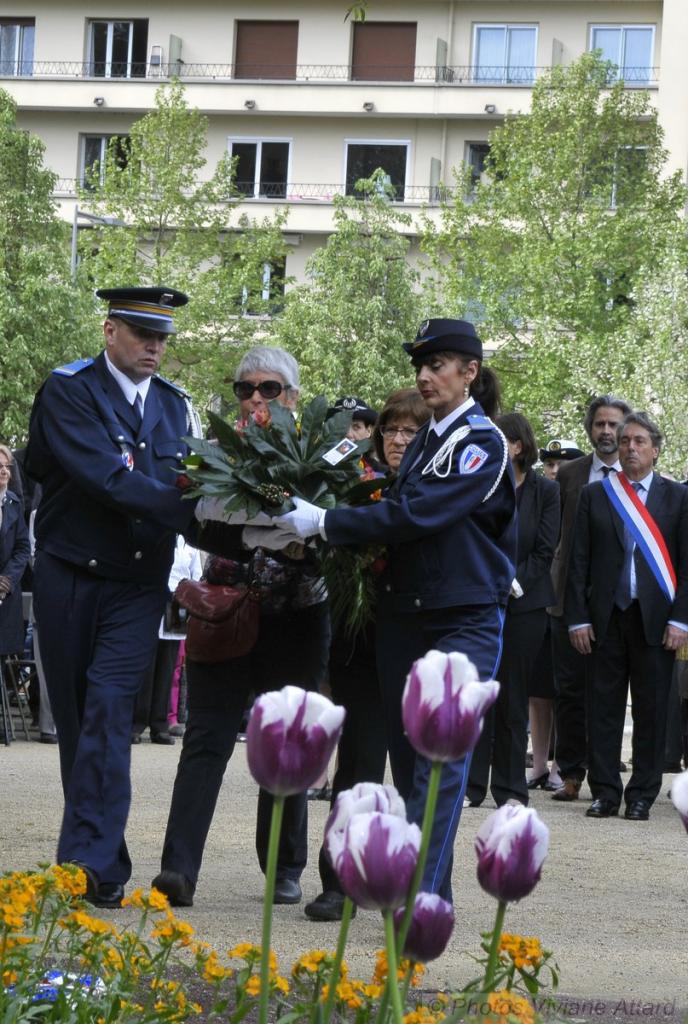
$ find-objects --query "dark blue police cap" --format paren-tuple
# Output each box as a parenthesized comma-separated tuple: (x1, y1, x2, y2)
(328, 396, 378, 425)
(96, 286, 188, 335)
(403, 318, 483, 361)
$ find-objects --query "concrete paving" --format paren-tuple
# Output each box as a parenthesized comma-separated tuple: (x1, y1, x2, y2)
(1, 735, 686, 1015)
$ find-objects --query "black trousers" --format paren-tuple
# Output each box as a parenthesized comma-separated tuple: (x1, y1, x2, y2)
(467, 607, 546, 806)
(159, 602, 330, 890)
(551, 614, 589, 782)
(133, 638, 180, 736)
(317, 624, 387, 893)
(587, 603, 674, 806)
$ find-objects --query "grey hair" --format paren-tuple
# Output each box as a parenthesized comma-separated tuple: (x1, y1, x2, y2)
(617, 411, 663, 452)
(235, 345, 300, 391)
(583, 394, 632, 440)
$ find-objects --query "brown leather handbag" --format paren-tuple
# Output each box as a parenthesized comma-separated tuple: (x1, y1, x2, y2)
(175, 578, 261, 663)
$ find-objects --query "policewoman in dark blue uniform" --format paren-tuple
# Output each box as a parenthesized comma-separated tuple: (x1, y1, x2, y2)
(278, 319, 517, 902)
(25, 287, 203, 908)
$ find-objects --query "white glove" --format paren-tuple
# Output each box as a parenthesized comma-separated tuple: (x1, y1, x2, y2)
(275, 497, 327, 539)
(510, 578, 524, 599)
(242, 526, 306, 552)
(195, 497, 275, 527)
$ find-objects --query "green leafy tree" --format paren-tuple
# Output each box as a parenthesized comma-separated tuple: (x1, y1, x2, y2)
(0, 89, 93, 443)
(423, 53, 687, 442)
(270, 171, 427, 406)
(77, 80, 288, 410)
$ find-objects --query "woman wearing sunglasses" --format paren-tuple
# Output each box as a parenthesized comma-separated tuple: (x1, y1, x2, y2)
(274, 319, 517, 905)
(153, 346, 330, 910)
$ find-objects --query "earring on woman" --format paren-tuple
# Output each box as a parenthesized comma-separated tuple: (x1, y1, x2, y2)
(464, 382, 470, 398)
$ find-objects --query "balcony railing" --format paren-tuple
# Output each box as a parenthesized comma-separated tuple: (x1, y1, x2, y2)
(53, 179, 457, 204)
(0, 61, 660, 86)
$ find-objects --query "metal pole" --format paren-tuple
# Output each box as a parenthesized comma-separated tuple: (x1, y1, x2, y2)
(70, 203, 80, 280)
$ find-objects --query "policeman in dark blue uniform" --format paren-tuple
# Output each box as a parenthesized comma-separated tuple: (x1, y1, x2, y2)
(275, 318, 517, 903)
(25, 286, 202, 908)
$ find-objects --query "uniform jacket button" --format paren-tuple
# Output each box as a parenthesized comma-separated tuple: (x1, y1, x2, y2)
(88, 558, 98, 568)
(414, 598, 422, 607)
(134, 550, 143, 560)
(385, 584, 392, 592)
(176, 451, 183, 458)
(138, 441, 146, 450)
(116, 434, 125, 442)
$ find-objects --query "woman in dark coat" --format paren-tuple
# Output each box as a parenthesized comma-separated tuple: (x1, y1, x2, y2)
(0, 445, 31, 656)
(466, 413, 560, 806)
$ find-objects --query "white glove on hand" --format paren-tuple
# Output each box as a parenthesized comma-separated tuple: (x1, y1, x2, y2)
(275, 497, 327, 539)
(195, 497, 275, 527)
(242, 526, 306, 552)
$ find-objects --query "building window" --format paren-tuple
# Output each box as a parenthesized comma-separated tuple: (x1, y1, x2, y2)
(234, 21, 298, 80)
(80, 135, 129, 189)
(0, 19, 34, 76)
(229, 139, 291, 198)
(88, 19, 148, 78)
(466, 143, 491, 188)
(351, 22, 417, 81)
(590, 25, 654, 84)
(244, 259, 287, 315)
(473, 24, 537, 84)
(345, 141, 409, 199)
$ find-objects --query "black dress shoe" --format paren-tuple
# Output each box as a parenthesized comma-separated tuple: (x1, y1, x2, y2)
(71, 863, 124, 909)
(624, 799, 651, 821)
(151, 869, 194, 907)
(151, 732, 175, 745)
(619, 761, 628, 773)
(131, 733, 142, 745)
(526, 771, 549, 790)
(306, 785, 332, 801)
(273, 878, 302, 904)
(39, 732, 58, 744)
(586, 798, 620, 818)
(304, 890, 356, 922)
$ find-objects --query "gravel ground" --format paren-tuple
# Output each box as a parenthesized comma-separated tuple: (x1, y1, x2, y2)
(1, 733, 686, 1020)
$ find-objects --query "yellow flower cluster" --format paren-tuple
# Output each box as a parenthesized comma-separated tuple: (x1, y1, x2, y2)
(59, 910, 114, 936)
(499, 934, 544, 971)
(292, 949, 342, 977)
(487, 989, 536, 1024)
(122, 887, 170, 912)
(403, 1006, 447, 1024)
(150, 909, 195, 946)
(373, 949, 426, 987)
(321, 978, 384, 1010)
(228, 941, 268, 965)
(0, 871, 40, 929)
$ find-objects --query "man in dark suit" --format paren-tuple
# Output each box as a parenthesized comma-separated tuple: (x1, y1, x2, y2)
(548, 395, 631, 801)
(566, 412, 688, 820)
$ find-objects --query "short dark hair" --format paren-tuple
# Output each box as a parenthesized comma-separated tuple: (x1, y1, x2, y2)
(496, 412, 538, 473)
(617, 411, 663, 453)
(583, 395, 632, 440)
(373, 388, 430, 464)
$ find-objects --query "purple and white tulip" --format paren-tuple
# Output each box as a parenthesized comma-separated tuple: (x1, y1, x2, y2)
(393, 893, 455, 963)
(670, 770, 688, 833)
(324, 782, 406, 868)
(246, 685, 345, 797)
(402, 650, 500, 762)
(475, 804, 549, 903)
(332, 811, 421, 910)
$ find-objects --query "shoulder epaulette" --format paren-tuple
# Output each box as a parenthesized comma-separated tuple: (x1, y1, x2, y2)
(52, 357, 94, 377)
(154, 373, 190, 399)
(467, 414, 495, 431)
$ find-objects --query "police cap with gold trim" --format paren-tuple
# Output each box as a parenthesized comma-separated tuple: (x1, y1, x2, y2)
(96, 286, 188, 335)
(539, 438, 585, 462)
(403, 318, 483, 360)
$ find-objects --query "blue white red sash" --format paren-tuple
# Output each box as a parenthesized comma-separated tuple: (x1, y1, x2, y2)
(602, 471, 676, 603)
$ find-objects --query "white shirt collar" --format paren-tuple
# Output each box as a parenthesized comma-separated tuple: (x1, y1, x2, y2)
(429, 396, 476, 437)
(104, 351, 152, 409)
(592, 452, 621, 474)
(634, 470, 654, 492)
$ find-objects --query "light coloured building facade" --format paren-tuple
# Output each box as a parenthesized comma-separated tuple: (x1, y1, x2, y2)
(1, 0, 686, 285)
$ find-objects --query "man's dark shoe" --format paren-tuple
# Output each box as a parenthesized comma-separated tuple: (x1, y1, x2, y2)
(664, 761, 682, 773)
(273, 878, 302, 905)
(71, 863, 124, 909)
(551, 779, 581, 802)
(151, 731, 175, 745)
(304, 890, 356, 922)
(619, 761, 628, 773)
(586, 798, 619, 818)
(131, 733, 142, 745)
(39, 732, 58, 744)
(151, 870, 194, 907)
(624, 799, 651, 821)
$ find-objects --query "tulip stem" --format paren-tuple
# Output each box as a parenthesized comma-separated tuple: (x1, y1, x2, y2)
(383, 910, 405, 1024)
(258, 794, 285, 1024)
(396, 759, 442, 955)
(321, 894, 355, 1024)
(484, 899, 507, 993)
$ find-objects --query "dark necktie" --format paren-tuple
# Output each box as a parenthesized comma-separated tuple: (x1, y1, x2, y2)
(132, 393, 143, 428)
(601, 465, 615, 478)
(614, 481, 643, 610)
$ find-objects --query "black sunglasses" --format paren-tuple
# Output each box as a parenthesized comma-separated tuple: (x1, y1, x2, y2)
(233, 379, 285, 401)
